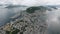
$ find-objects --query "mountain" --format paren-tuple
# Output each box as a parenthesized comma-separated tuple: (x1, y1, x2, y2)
(0, 6, 48, 34)
(0, 4, 27, 8)
(0, 5, 59, 34)
(44, 5, 60, 9)
(5, 5, 27, 8)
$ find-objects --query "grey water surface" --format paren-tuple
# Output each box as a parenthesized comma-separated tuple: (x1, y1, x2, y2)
(0, 7, 25, 26)
(47, 8, 60, 34)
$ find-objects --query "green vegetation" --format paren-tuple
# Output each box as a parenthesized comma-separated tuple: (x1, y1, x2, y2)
(39, 6, 46, 10)
(6, 28, 20, 34)
(26, 6, 47, 13)
(26, 6, 40, 13)
(20, 20, 24, 22)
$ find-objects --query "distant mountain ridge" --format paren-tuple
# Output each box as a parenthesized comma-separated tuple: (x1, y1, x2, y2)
(0, 4, 27, 8)
(0, 4, 60, 9)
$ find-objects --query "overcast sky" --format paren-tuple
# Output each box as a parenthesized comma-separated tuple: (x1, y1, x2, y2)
(0, 0, 60, 6)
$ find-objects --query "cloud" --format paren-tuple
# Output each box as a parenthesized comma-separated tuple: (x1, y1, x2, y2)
(12, 0, 60, 6)
(0, 0, 60, 6)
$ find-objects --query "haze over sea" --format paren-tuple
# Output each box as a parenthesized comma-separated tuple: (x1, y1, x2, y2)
(0, 0, 60, 34)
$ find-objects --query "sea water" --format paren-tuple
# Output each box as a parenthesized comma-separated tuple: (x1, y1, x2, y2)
(0, 6, 27, 26)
